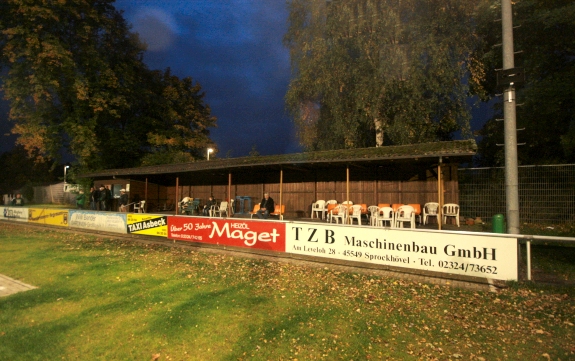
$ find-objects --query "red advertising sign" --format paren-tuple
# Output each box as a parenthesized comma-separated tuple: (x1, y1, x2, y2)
(167, 216, 286, 252)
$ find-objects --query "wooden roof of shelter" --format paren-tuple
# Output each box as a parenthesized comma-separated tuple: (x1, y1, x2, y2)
(81, 140, 477, 185)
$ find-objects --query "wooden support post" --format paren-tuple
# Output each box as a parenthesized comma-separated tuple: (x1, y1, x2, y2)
(175, 177, 179, 215)
(228, 173, 232, 216)
(375, 167, 378, 205)
(279, 168, 283, 219)
(437, 159, 442, 230)
(313, 172, 318, 219)
(346, 166, 350, 203)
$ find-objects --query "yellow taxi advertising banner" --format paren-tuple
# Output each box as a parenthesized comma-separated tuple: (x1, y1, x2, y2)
(28, 208, 69, 227)
(127, 213, 167, 237)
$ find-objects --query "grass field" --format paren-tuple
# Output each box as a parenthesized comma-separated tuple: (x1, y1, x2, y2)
(0, 222, 574, 360)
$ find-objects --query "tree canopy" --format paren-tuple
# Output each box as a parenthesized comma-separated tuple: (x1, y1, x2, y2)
(284, 0, 481, 151)
(0, 0, 216, 170)
(474, 0, 575, 166)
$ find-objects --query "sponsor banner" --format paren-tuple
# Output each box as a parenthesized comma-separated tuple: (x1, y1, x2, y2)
(28, 208, 69, 227)
(287, 223, 518, 281)
(127, 214, 168, 237)
(69, 210, 127, 234)
(168, 216, 286, 252)
(1, 207, 29, 222)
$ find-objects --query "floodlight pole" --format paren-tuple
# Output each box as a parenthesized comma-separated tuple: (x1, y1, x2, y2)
(64, 165, 70, 184)
(501, 0, 520, 234)
(207, 148, 213, 160)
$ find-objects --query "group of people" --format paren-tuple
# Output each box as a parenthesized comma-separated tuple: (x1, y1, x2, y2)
(88, 185, 112, 211)
(179, 196, 217, 216)
(7, 187, 130, 212)
(180, 193, 275, 219)
(10, 193, 25, 206)
(75, 185, 129, 212)
(10, 187, 275, 218)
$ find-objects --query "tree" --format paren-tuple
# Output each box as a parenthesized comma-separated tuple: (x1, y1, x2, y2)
(284, 0, 480, 151)
(0, 0, 141, 168)
(139, 69, 217, 166)
(474, 0, 575, 166)
(0, 0, 217, 170)
(249, 145, 260, 157)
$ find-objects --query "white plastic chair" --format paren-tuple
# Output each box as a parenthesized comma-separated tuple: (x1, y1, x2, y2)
(330, 204, 347, 224)
(325, 201, 338, 223)
(423, 202, 439, 225)
(368, 205, 379, 226)
(133, 200, 145, 213)
(311, 200, 326, 219)
(342, 200, 353, 205)
(377, 206, 395, 228)
(349, 205, 363, 226)
(211, 201, 229, 218)
(395, 205, 415, 229)
(442, 203, 460, 227)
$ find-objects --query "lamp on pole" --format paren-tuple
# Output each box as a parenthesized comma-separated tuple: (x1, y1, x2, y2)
(64, 165, 70, 184)
(207, 148, 213, 160)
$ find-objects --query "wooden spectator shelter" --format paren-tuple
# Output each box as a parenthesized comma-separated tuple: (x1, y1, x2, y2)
(79, 140, 477, 220)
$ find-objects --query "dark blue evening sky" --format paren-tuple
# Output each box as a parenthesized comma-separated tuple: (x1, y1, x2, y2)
(114, 0, 301, 158)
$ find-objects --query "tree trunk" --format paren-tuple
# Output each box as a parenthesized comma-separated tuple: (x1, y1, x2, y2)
(374, 117, 384, 147)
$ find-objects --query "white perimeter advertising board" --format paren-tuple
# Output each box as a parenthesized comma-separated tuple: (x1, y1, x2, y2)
(69, 210, 127, 234)
(287, 222, 518, 281)
(1, 207, 29, 222)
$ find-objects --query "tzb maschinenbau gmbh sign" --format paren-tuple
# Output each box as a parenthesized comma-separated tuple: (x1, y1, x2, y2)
(286, 222, 517, 281)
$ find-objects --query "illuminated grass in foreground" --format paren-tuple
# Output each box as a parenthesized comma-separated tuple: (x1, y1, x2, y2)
(0, 223, 574, 360)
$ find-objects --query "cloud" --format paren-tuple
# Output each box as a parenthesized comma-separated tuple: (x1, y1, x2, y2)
(131, 7, 177, 51)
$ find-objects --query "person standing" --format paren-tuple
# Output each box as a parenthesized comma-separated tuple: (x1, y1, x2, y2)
(98, 185, 107, 211)
(90, 187, 98, 210)
(105, 185, 113, 211)
(255, 193, 275, 219)
(76, 190, 86, 209)
(118, 189, 129, 212)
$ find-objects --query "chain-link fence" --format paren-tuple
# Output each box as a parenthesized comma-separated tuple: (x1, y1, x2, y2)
(459, 164, 575, 224)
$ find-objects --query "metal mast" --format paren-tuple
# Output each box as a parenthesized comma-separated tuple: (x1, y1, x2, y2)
(501, 0, 520, 234)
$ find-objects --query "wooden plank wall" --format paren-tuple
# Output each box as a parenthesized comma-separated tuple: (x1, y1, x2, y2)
(128, 180, 164, 212)
(163, 163, 460, 218)
(144, 181, 163, 211)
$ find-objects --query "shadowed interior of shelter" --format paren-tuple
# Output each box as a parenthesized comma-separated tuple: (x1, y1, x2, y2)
(79, 140, 475, 218)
